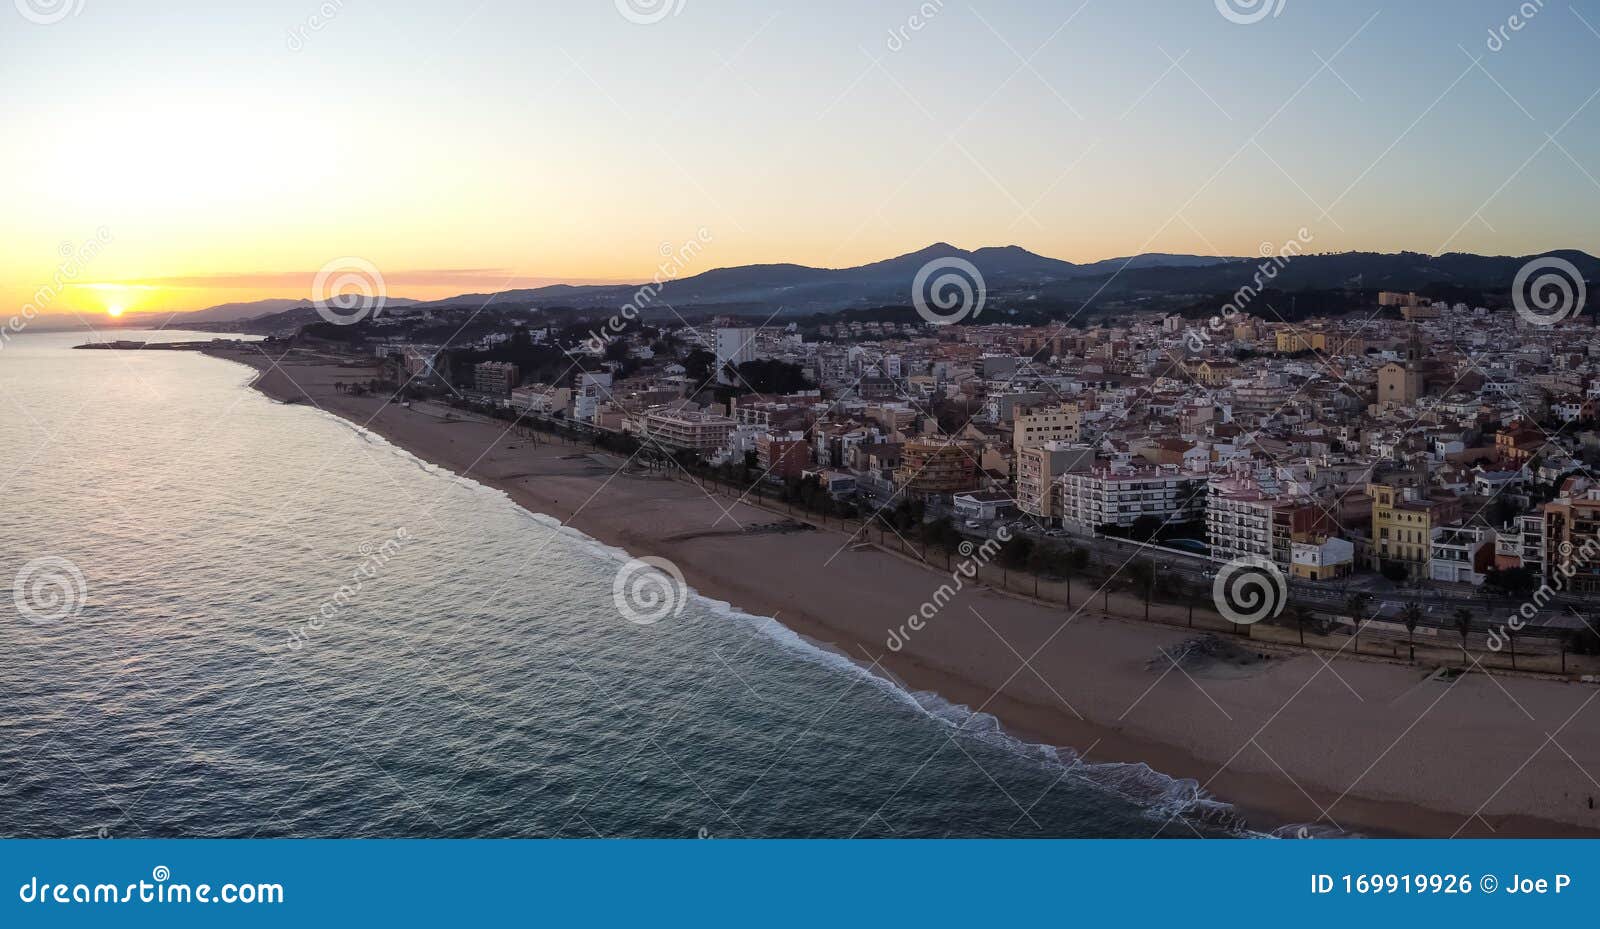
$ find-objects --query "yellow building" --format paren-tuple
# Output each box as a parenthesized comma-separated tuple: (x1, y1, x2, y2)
(1370, 483, 1462, 575)
(1012, 403, 1081, 457)
(1376, 328, 1426, 407)
(1193, 361, 1240, 387)
(1275, 329, 1327, 353)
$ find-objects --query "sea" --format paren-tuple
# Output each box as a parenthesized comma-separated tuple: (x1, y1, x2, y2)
(0, 329, 1248, 838)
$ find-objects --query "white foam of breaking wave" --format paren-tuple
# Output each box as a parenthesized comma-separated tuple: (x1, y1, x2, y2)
(300, 403, 1279, 835)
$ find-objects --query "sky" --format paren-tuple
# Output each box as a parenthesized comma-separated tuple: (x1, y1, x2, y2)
(2, 0, 1599, 318)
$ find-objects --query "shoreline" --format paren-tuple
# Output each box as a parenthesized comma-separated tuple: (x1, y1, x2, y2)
(203, 345, 1600, 838)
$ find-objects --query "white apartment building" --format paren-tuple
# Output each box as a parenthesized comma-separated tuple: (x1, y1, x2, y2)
(1430, 525, 1497, 586)
(640, 409, 736, 454)
(1207, 477, 1275, 564)
(1058, 465, 1206, 532)
(715, 328, 758, 385)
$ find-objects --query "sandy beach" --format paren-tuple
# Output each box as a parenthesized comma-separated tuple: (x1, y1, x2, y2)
(204, 344, 1600, 838)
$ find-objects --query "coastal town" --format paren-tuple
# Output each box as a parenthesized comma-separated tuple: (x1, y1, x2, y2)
(223, 284, 1600, 658)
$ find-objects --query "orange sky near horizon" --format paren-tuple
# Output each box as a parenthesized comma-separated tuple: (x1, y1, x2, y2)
(5, 1, 1598, 323)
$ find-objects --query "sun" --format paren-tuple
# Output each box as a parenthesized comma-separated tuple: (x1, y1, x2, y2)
(106, 304, 125, 318)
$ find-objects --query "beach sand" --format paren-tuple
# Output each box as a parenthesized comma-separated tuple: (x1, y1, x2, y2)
(207, 345, 1600, 838)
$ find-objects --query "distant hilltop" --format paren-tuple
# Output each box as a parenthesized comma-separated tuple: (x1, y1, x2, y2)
(76, 243, 1600, 331)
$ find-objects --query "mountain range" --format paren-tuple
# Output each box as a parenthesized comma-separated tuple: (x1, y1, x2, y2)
(124, 243, 1600, 330)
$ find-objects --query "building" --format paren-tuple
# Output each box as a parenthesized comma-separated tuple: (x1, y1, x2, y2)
(640, 409, 736, 454)
(510, 384, 571, 415)
(1015, 441, 1094, 521)
(895, 439, 978, 500)
(1376, 328, 1426, 407)
(473, 361, 520, 395)
(1542, 489, 1600, 593)
(1205, 476, 1332, 569)
(756, 431, 811, 481)
(1291, 537, 1356, 581)
(1430, 525, 1497, 586)
(1275, 329, 1327, 354)
(1369, 482, 1463, 577)
(1058, 465, 1206, 533)
(1012, 403, 1081, 457)
(1378, 291, 1427, 308)
(715, 328, 758, 385)
(953, 491, 1015, 524)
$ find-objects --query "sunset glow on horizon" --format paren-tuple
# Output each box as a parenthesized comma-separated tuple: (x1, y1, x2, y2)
(4, 0, 1598, 319)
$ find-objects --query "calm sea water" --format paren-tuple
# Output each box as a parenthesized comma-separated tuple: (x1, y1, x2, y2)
(0, 330, 1238, 838)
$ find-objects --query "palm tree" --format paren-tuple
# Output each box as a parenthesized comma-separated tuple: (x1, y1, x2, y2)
(1399, 602, 1423, 663)
(1345, 593, 1372, 652)
(1290, 604, 1315, 646)
(1127, 560, 1156, 621)
(1453, 608, 1474, 667)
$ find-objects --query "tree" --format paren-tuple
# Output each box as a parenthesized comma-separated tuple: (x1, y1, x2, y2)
(1126, 560, 1157, 621)
(1399, 601, 1423, 663)
(682, 348, 717, 384)
(1290, 603, 1315, 646)
(1345, 593, 1371, 652)
(1130, 515, 1164, 544)
(1453, 608, 1474, 666)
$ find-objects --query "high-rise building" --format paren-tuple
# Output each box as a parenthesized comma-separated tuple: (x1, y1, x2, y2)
(473, 361, 520, 395)
(715, 328, 758, 385)
(1016, 441, 1094, 521)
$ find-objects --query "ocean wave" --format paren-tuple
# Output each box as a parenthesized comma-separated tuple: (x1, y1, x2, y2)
(297, 401, 1295, 838)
